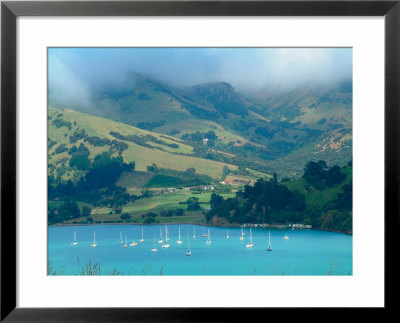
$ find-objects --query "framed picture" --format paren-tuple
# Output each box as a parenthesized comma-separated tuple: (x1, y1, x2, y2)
(1, 0, 398, 321)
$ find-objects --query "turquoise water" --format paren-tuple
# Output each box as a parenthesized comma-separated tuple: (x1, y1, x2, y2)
(48, 224, 352, 275)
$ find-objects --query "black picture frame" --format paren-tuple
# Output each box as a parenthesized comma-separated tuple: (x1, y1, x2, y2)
(1, 0, 399, 321)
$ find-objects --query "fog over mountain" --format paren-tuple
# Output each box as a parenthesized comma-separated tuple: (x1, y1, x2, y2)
(48, 48, 352, 109)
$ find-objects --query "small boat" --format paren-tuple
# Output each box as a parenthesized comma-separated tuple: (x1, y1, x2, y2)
(193, 228, 196, 239)
(177, 226, 183, 244)
(119, 231, 123, 244)
(158, 228, 163, 244)
(71, 231, 79, 246)
(151, 234, 158, 252)
(283, 231, 290, 240)
(140, 228, 145, 243)
(205, 229, 212, 245)
(162, 226, 170, 248)
(185, 231, 191, 256)
(91, 232, 98, 248)
(226, 229, 230, 239)
(130, 239, 138, 247)
(267, 231, 272, 251)
(240, 228, 244, 241)
(246, 228, 254, 248)
(123, 236, 128, 248)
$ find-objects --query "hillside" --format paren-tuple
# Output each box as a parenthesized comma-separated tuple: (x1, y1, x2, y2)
(49, 73, 352, 177)
(48, 107, 241, 182)
(206, 163, 352, 234)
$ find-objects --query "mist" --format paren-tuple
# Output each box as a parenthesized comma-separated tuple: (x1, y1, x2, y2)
(48, 47, 352, 108)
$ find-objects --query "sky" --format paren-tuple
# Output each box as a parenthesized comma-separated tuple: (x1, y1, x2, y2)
(48, 47, 352, 106)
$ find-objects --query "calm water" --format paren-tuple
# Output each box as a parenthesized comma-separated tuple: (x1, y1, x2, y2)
(48, 224, 352, 275)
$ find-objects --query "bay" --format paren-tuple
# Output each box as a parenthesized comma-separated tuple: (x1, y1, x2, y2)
(48, 224, 352, 275)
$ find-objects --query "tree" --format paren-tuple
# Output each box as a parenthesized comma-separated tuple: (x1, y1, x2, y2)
(147, 163, 159, 173)
(81, 205, 92, 218)
(185, 167, 196, 175)
(187, 197, 201, 211)
(120, 213, 131, 220)
(210, 192, 224, 208)
(222, 166, 230, 180)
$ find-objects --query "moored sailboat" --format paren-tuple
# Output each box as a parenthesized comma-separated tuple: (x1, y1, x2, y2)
(124, 236, 128, 248)
(267, 231, 272, 251)
(246, 228, 254, 248)
(158, 228, 163, 244)
(91, 232, 98, 248)
(162, 226, 170, 248)
(151, 234, 158, 252)
(205, 229, 212, 245)
(177, 226, 183, 244)
(226, 229, 230, 239)
(185, 231, 191, 256)
(283, 231, 290, 240)
(71, 231, 79, 246)
(240, 228, 244, 241)
(140, 228, 145, 243)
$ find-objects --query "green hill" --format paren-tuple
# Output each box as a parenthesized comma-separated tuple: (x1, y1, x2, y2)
(50, 73, 352, 178)
(48, 107, 240, 181)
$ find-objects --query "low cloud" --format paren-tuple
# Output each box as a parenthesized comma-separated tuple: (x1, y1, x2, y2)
(48, 47, 352, 107)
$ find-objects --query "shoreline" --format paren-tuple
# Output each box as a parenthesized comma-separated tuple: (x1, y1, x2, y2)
(48, 222, 352, 235)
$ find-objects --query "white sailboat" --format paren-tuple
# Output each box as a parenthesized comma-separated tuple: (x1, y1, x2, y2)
(130, 238, 138, 247)
(267, 231, 272, 251)
(246, 228, 254, 248)
(205, 229, 212, 245)
(123, 236, 128, 248)
(226, 229, 230, 239)
(162, 226, 170, 248)
(193, 228, 196, 239)
(240, 228, 244, 241)
(119, 231, 123, 244)
(140, 227, 145, 243)
(71, 231, 79, 246)
(185, 231, 191, 256)
(283, 231, 290, 240)
(91, 232, 98, 248)
(158, 228, 164, 244)
(177, 226, 183, 244)
(151, 234, 158, 252)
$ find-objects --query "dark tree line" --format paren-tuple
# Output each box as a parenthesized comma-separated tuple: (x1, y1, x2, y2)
(206, 175, 305, 225)
(303, 160, 346, 190)
(49, 151, 137, 223)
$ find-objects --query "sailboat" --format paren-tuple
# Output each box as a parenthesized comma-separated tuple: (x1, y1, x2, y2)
(140, 228, 145, 243)
(71, 231, 79, 246)
(151, 234, 158, 252)
(193, 228, 196, 239)
(267, 231, 272, 251)
(205, 229, 212, 245)
(158, 228, 163, 244)
(123, 236, 128, 248)
(202, 228, 208, 237)
(283, 231, 290, 240)
(240, 228, 244, 241)
(130, 238, 138, 247)
(226, 229, 230, 239)
(185, 231, 191, 256)
(246, 228, 254, 248)
(177, 226, 183, 244)
(119, 231, 123, 244)
(162, 226, 170, 248)
(91, 232, 98, 248)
